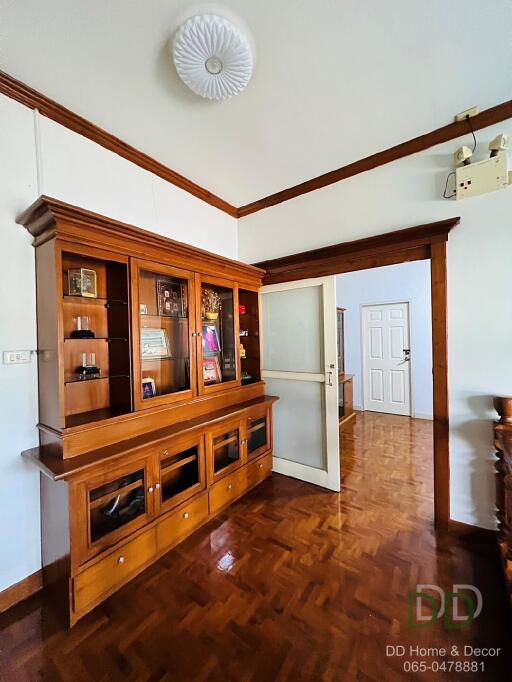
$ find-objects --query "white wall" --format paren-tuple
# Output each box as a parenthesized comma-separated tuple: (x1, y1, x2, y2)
(239, 121, 512, 530)
(336, 261, 433, 418)
(0, 93, 238, 593)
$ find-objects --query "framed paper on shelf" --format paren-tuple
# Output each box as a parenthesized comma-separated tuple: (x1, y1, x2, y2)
(141, 327, 171, 359)
(142, 377, 156, 399)
(157, 278, 187, 317)
(203, 356, 222, 385)
(202, 323, 220, 353)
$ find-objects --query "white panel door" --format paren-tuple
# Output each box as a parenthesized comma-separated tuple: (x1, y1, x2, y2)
(261, 277, 340, 491)
(362, 302, 411, 416)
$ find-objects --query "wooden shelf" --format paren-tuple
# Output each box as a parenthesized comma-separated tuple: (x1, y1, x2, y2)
(64, 374, 129, 385)
(161, 453, 197, 473)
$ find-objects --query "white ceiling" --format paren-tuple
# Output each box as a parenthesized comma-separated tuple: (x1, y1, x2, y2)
(1, 1, 511, 206)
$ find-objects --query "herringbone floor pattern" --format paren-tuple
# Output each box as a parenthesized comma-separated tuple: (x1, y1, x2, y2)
(1, 413, 511, 681)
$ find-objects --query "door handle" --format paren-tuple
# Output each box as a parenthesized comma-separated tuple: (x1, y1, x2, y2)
(326, 371, 333, 386)
(403, 349, 411, 361)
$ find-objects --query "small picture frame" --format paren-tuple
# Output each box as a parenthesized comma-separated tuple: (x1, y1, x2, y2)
(203, 356, 222, 385)
(142, 377, 156, 399)
(157, 279, 186, 317)
(202, 324, 220, 353)
(68, 268, 97, 298)
(141, 327, 171, 359)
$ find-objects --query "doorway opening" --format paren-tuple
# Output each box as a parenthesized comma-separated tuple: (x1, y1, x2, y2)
(255, 217, 458, 529)
(335, 261, 434, 521)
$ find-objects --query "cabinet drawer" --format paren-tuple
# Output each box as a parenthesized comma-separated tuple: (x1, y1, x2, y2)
(156, 493, 209, 553)
(209, 468, 246, 515)
(73, 528, 156, 614)
(246, 453, 272, 489)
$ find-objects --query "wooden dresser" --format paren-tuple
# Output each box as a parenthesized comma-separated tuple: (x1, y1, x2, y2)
(18, 196, 278, 626)
(494, 397, 512, 603)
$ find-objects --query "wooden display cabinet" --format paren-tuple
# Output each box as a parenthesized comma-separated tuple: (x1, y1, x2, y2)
(17, 196, 279, 626)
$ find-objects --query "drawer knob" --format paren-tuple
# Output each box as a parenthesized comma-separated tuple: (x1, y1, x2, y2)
(227, 483, 233, 491)
(259, 463, 263, 469)
(148, 486, 154, 494)
(183, 512, 190, 519)
(118, 556, 125, 565)
(155, 482, 161, 490)
(163, 449, 169, 456)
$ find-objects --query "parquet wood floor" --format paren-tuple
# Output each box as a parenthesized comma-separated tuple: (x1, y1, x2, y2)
(1, 412, 511, 681)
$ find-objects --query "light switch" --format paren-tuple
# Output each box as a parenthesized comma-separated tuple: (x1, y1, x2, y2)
(3, 350, 31, 364)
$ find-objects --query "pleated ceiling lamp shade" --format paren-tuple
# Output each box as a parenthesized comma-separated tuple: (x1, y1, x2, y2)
(173, 14, 253, 100)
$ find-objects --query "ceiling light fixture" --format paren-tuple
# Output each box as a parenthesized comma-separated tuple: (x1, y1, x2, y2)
(172, 14, 253, 101)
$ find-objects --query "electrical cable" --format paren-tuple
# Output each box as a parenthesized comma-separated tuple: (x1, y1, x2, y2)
(443, 171, 456, 199)
(466, 115, 477, 152)
(443, 115, 477, 199)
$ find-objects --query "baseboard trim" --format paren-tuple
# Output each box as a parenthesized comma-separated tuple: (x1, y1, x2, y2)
(448, 520, 497, 542)
(0, 569, 43, 613)
(412, 412, 434, 421)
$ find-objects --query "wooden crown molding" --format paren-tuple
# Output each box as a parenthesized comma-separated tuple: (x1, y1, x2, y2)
(254, 217, 460, 284)
(238, 100, 512, 217)
(1, 69, 510, 218)
(17, 195, 264, 285)
(0, 70, 238, 218)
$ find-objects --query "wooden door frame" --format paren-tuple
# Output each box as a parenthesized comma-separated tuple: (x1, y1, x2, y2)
(254, 217, 459, 529)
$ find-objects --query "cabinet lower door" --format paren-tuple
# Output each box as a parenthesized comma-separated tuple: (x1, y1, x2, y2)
(75, 458, 154, 565)
(207, 418, 244, 484)
(155, 434, 206, 513)
(246, 407, 272, 460)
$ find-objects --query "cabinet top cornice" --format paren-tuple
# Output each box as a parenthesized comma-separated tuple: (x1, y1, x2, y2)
(17, 195, 264, 285)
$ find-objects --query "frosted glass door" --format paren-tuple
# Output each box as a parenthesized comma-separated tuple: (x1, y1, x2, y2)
(262, 277, 340, 491)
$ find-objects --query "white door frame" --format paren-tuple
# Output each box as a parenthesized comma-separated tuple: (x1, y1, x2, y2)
(261, 276, 340, 492)
(360, 300, 413, 416)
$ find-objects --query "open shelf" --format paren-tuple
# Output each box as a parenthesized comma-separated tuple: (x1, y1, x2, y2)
(65, 373, 130, 385)
(64, 337, 128, 342)
(63, 295, 127, 305)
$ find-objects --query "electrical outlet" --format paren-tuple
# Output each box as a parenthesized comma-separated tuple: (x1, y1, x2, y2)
(3, 350, 31, 364)
(455, 152, 509, 200)
(455, 106, 480, 122)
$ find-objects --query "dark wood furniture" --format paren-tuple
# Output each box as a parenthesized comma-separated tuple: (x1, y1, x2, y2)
(18, 196, 277, 626)
(494, 396, 512, 602)
(336, 307, 355, 428)
(338, 373, 355, 428)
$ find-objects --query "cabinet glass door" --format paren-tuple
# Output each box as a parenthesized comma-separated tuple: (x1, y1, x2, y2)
(82, 459, 154, 562)
(208, 420, 243, 483)
(197, 276, 239, 394)
(247, 411, 270, 459)
(157, 437, 206, 512)
(133, 260, 196, 409)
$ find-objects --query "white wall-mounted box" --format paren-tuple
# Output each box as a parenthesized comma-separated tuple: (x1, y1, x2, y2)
(456, 152, 509, 200)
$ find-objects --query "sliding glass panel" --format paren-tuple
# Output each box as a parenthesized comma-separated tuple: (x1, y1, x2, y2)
(138, 269, 191, 400)
(89, 469, 146, 543)
(213, 428, 240, 473)
(201, 283, 236, 386)
(160, 445, 200, 504)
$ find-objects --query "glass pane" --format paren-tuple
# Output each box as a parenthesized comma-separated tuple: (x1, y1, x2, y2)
(262, 287, 324, 373)
(89, 469, 146, 542)
(264, 378, 326, 470)
(239, 289, 261, 385)
(213, 429, 240, 473)
(139, 270, 190, 400)
(248, 416, 267, 456)
(201, 283, 236, 385)
(160, 446, 200, 503)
